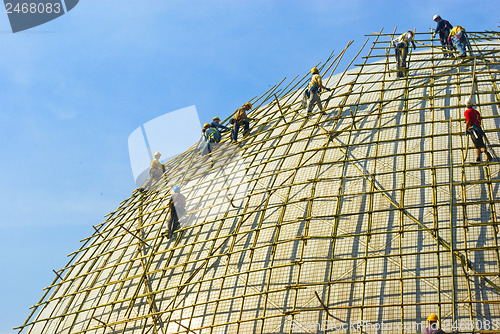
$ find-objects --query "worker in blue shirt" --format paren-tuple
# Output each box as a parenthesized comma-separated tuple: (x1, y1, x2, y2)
(210, 117, 230, 133)
(432, 15, 453, 58)
(201, 123, 222, 155)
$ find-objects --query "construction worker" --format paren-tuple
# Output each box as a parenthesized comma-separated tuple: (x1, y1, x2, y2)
(301, 67, 330, 114)
(432, 15, 453, 58)
(202, 123, 222, 155)
(139, 151, 165, 192)
(167, 186, 186, 238)
(393, 30, 416, 78)
(231, 102, 251, 143)
(465, 98, 492, 162)
(210, 117, 230, 133)
(425, 314, 447, 334)
(447, 25, 472, 57)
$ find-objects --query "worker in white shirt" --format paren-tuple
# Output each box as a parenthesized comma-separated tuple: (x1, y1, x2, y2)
(392, 30, 417, 77)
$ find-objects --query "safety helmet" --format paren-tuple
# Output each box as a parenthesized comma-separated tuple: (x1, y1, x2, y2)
(213, 117, 220, 122)
(427, 314, 438, 322)
(203, 123, 210, 129)
(311, 67, 319, 74)
(154, 151, 161, 157)
(465, 98, 473, 107)
(433, 14, 441, 21)
(173, 186, 180, 193)
(244, 102, 252, 109)
(408, 30, 414, 37)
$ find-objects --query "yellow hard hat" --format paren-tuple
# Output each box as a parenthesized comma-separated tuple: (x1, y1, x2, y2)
(244, 102, 252, 109)
(311, 67, 319, 74)
(408, 30, 414, 37)
(213, 117, 220, 122)
(203, 123, 210, 129)
(427, 314, 438, 322)
(154, 151, 161, 156)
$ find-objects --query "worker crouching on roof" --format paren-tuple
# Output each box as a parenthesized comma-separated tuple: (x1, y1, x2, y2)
(210, 117, 230, 133)
(139, 151, 165, 192)
(301, 67, 330, 115)
(432, 15, 453, 58)
(393, 30, 416, 78)
(231, 102, 251, 143)
(465, 98, 492, 163)
(201, 123, 222, 156)
(425, 314, 447, 334)
(447, 25, 472, 58)
(167, 186, 186, 239)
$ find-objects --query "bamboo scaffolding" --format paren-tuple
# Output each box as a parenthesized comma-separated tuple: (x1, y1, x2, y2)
(17, 31, 500, 334)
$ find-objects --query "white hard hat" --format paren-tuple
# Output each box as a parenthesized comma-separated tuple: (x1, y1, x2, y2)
(465, 98, 473, 107)
(433, 14, 440, 21)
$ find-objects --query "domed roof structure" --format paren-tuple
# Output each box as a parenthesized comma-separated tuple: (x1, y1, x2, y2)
(18, 30, 500, 334)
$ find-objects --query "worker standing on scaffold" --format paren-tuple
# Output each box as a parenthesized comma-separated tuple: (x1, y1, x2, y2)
(139, 151, 166, 192)
(431, 15, 453, 58)
(447, 25, 473, 58)
(301, 67, 330, 115)
(167, 186, 186, 239)
(201, 122, 222, 156)
(231, 102, 252, 143)
(465, 98, 492, 163)
(392, 30, 416, 78)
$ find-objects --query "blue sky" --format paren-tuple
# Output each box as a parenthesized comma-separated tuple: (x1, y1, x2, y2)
(0, 1, 498, 333)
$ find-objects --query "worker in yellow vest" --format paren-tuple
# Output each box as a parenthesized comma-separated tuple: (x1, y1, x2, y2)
(231, 102, 252, 143)
(447, 25, 472, 58)
(301, 67, 330, 115)
(139, 151, 166, 192)
(392, 30, 416, 78)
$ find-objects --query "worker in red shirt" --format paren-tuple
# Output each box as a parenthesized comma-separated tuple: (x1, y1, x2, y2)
(167, 186, 186, 238)
(464, 98, 492, 162)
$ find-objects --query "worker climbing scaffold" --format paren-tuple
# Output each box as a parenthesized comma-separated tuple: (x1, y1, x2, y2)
(167, 186, 186, 239)
(447, 25, 473, 58)
(139, 151, 166, 192)
(301, 67, 330, 114)
(231, 102, 252, 143)
(392, 30, 416, 78)
(431, 14, 454, 58)
(464, 98, 493, 163)
(201, 122, 222, 156)
(210, 117, 230, 133)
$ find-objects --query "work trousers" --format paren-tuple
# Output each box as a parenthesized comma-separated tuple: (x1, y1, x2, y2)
(468, 125, 486, 149)
(452, 32, 472, 57)
(168, 203, 179, 233)
(141, 169, 163, 191)
(438, 30, 453, 57)
(168, 202, 185, 233)
(233, 120, 249, 141)
(302, 88, 323, 114)
(394, 43, 409, 69)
